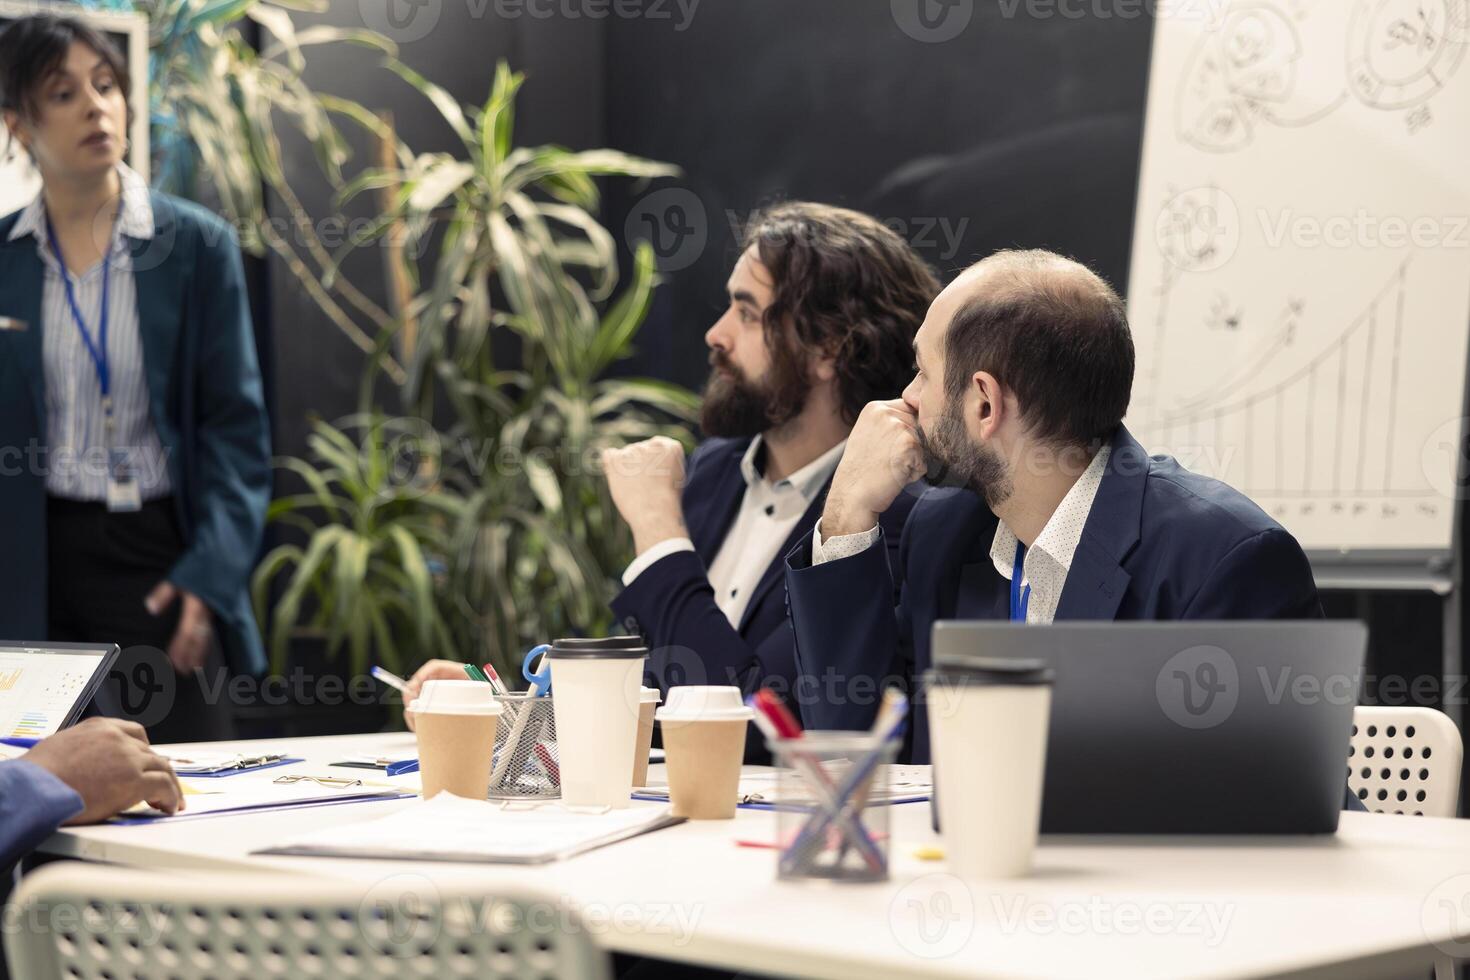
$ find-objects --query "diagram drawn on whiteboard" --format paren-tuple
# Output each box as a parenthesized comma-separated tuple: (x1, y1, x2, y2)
(1347, 0, 1470, 109)
(1135, 252, 1430, 528)
(1177, 0, 1469, 151)
(1130, 0, 1470, 554)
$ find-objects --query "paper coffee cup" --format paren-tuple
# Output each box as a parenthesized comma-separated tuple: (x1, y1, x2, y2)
(632, 687, 661, 788)
(411, 680, 503, 801)
(547, 637, 648, 808)
(656, 686, 753, 820)
(925, 657, 1053, 878)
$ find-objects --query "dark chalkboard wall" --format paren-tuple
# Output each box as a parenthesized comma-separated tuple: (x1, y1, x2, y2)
(602, 0, 1154, 390)
(268, 0, 1155, 449)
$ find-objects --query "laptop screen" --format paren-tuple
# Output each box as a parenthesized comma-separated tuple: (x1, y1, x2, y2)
(0, 644, 117, 739)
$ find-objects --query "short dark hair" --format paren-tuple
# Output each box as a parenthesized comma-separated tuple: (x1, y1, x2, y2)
(745, 202, 940, 426)
(0, 14, 130, 142)
(943, 249, 1135, 448)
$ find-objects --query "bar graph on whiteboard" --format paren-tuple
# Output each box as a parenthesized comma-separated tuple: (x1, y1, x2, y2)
(1135, 256, 1435, 521)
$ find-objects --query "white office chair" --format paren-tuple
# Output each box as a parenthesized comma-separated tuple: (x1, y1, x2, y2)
(6, 861, 611, 980)
(1347, 706, 1463, 818)
(1347, 708, 1466, 980)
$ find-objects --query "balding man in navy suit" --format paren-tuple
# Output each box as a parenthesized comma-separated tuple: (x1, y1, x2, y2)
(784, 251, 1349, 807)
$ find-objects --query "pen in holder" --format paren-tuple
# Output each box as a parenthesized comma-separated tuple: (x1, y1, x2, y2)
(769, 732, 898, 882)
(488, 693, 560, 799)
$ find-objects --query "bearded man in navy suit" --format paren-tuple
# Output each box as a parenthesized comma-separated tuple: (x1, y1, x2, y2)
(600, 203, 939, 757)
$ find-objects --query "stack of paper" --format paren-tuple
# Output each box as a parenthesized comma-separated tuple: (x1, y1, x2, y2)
(256, 794, 683, 864)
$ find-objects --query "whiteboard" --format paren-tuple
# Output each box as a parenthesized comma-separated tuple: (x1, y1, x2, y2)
(1125, 0, 1470, 555)
(0, 2, 149, 218)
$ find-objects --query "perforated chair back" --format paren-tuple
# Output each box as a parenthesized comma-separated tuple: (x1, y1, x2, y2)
(6, 862, 612, 980)
(1347, 706, 1462, 818)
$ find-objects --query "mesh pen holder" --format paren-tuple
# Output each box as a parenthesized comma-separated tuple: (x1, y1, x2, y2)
(769, 732, 897, 882)
(488, 693, 559, 800)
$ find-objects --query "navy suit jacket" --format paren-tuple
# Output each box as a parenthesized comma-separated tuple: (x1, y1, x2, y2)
(0, 192, 272, 675)
(612, 437, 916, 759)
(786, 425, 1326, 765)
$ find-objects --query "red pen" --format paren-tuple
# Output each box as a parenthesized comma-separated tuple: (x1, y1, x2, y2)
(534, 743, 560, 783)
(754, 689, 803, 739)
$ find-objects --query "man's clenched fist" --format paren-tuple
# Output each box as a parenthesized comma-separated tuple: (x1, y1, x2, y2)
(601, 437, 691, 554)
(822, 399, 926, 540)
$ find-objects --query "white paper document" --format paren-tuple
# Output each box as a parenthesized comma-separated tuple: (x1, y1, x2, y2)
(255, 793, 683, 864)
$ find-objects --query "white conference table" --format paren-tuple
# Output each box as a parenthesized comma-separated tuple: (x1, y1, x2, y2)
(32, 732, 1470, 980)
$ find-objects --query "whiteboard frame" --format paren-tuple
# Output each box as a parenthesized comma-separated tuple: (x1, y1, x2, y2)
(0, 0, 150, 209)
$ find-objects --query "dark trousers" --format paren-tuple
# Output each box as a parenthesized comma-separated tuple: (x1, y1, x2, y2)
(46, 495, 233, 744)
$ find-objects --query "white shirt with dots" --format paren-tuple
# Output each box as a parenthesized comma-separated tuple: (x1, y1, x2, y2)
(811, 447, 1112, 624)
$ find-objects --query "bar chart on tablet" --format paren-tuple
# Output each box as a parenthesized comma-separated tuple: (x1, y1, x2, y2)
(0, 651, 105, 739)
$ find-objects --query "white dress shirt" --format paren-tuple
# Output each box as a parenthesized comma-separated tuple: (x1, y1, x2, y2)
(624, 437, 848, 628)
(9, 163, 171, 501)
(812, 447, 1112, 624)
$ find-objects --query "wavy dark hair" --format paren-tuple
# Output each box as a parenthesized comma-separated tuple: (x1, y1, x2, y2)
(745, 202, 940, 425)
(0, 14, 131, 157)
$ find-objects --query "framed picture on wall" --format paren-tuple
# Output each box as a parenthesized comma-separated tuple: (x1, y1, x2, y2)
(0, 0, 149, 217)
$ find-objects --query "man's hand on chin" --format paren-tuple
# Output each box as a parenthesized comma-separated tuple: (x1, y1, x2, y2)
(822, 399, 926, 540)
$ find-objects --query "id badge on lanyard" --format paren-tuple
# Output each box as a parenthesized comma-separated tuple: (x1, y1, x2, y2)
(104, 399, 142, 513)
(48, 216, 141, 512)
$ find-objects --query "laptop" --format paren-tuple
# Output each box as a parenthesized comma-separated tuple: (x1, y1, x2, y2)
(0, 642, 119, 740)
(930, 621, 1366, 834)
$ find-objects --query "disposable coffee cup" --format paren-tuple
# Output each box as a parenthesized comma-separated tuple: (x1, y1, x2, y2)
(411, 680, 504, 801)
(632, 687, 661, 788)
(547, 637, 648, 808)
(656, 686, 753, 820)
(925, 654, 1054, 878)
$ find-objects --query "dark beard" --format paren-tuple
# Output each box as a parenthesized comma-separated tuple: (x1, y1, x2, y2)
(699, 351, 807, 438)
(917, 407, 1013, 508)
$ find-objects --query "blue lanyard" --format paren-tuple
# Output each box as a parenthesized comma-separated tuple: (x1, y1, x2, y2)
(1010, 540, 1031, 622)
(45, 214, 112, 407)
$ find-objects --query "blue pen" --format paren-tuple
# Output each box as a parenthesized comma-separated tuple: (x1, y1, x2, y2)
(371, 666, 409, 693)
(0, 737, 39, 750)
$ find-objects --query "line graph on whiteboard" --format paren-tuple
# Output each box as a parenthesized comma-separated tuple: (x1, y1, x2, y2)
(1133, 245, 1436, 529)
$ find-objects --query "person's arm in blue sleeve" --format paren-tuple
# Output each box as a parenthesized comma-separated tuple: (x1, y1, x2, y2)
(0, 760, 83, 871)
(1181, 528, 1323, 620)
(785, 517, 909, 732)
(616, 484, 917, 699)
(1181, 527, 1363, 808)
(166, 219, 271, 626)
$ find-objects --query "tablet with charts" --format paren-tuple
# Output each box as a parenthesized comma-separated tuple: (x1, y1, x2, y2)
(0, 643, 118, 740)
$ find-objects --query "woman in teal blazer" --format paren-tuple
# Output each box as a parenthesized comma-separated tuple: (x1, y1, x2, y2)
(0, 15, 269, 741)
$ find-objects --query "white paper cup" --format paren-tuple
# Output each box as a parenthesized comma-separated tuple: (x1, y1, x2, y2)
(546, 637, 648, 808)
(925, 658, 1053, 878)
